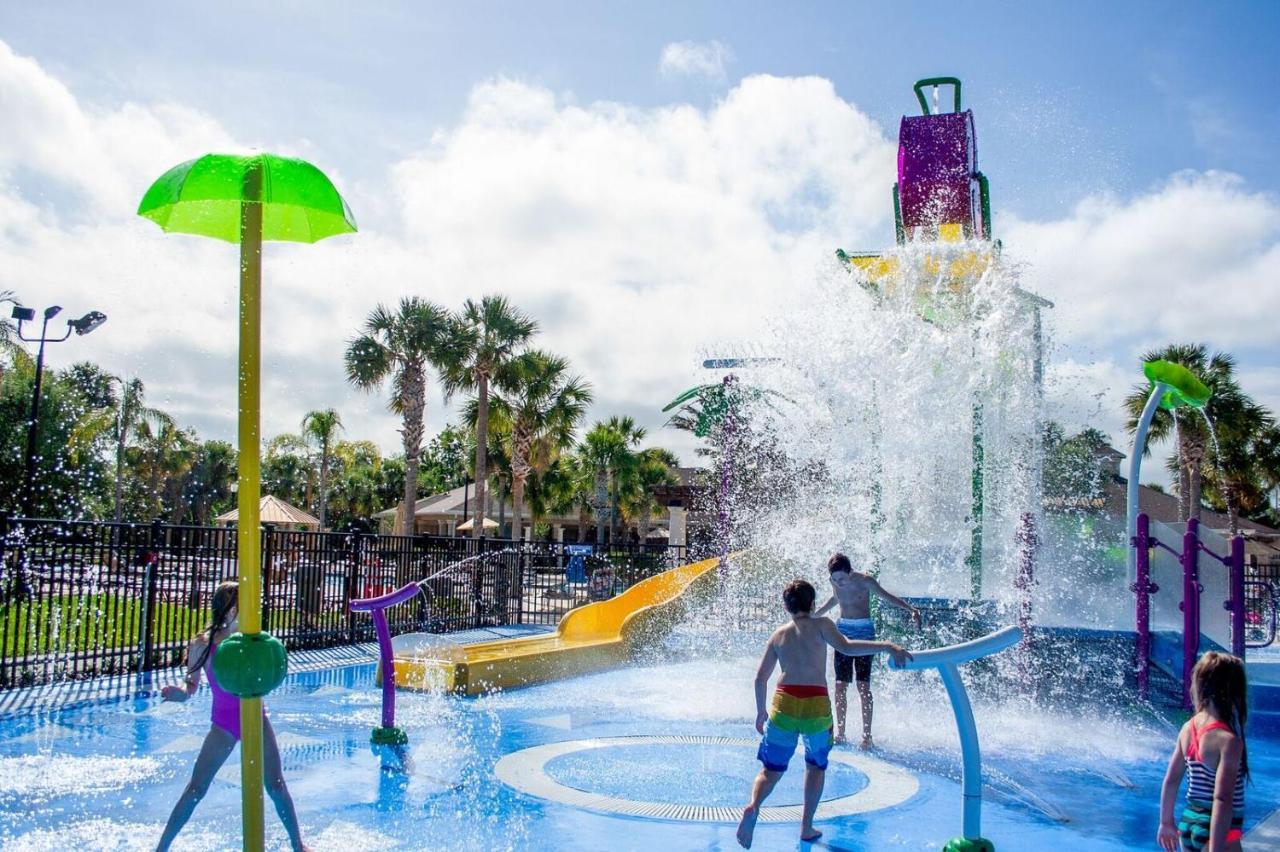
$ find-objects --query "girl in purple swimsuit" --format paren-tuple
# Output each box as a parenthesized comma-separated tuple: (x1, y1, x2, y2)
(156, 582, 308, 852)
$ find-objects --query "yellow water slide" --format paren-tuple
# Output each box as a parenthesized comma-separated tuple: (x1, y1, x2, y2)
(394, 555, 723, 696)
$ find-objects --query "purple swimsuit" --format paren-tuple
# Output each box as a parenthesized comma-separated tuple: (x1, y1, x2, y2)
(204, 642, 264, 740)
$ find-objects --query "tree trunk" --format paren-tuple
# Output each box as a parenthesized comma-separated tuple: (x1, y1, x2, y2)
(512, 474, 526, 543)
(318, 438, 330, 530)
(1175, 421, 1191, 521)
(609, 478, 619, 545)
(1178, 463, 1191, 522)
(594, 471, 608, 546)
(472, 372, 489, 538)
(400, 364, 426, 536)
(1189, 460, 1204, 523)
(578, 503, 590, 544)
(114, 422, 126, 523)
(497, 484, 507, 537)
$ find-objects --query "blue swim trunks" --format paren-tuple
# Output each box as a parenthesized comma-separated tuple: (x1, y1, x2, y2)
(834, 617, 875, 683)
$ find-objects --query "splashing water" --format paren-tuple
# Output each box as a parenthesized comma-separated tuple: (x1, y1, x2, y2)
(718, 243, 1045, 615)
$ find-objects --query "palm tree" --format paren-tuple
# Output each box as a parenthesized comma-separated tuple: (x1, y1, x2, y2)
(576, 417, 645, 545)
(71, 377, 174, 521)
(626, 447, 680, 544)
(492, 350, 592, 542)
(345, 297, 450, 535)
(439, 296, 537, 538)
(183, 440, 237, 525)
(301, 408, 343, 529)
(129, 420, 196, 521)
(603, 416, 646, 543)
(1202, 398, 1280, 533)
(1124, 345, 1244, 522)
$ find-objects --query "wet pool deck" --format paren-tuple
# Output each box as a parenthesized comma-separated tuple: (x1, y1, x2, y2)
(1, 634, 1278, 850)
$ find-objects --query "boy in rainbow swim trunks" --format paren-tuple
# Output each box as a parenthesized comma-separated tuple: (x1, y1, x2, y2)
(736, 579, 911, 848)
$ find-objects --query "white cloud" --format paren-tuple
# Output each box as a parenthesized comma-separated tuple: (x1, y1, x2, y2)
(659, 40, 733, 81)
(5, 34, 1277, 489)
(1004, 171, 1280, 352)
(0, 41, 895, 465)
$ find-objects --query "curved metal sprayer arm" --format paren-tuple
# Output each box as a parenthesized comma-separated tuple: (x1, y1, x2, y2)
(889, 626, 1023, 843)
(1127, 383, 1169, 583)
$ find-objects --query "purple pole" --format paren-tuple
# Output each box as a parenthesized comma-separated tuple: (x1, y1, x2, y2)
(1133, 513, 1153, 701)
(1180, 518, 1201, 711)
(351, 582, 422, 734)
(372, 609, 396, 728)
(1229, 534, 1246, 659)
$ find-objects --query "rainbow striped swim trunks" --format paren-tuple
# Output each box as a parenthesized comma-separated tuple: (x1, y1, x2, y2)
(756, 684, 834, 771)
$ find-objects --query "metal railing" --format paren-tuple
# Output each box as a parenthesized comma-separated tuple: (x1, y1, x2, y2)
(1246, 555, 1280, 649)
(0, 515, 693, 689)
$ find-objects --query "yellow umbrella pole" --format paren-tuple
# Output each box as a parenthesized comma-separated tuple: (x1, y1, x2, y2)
(236, 163, 267, 852)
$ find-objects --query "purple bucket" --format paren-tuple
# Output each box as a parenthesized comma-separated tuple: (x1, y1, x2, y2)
(897, 110, 978, 232)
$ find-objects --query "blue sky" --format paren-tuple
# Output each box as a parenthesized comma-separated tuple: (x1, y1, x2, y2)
(7, 1, 1276, 220)
(2, 2, 1278, 482)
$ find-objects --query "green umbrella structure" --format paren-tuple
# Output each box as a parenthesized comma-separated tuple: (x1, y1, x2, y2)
(138, 152, 356, 852)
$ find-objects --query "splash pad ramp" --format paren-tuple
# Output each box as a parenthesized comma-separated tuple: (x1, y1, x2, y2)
(393, 556, 723, 696)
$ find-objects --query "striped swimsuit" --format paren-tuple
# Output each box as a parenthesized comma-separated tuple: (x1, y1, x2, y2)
(1178, 717, 1245, 850)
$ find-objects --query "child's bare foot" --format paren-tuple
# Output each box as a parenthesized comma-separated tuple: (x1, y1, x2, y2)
(736, 805, 758, 848)
(859, 735, 874, 751)
(832, 733, 847, 745)
(801, 827, 823, 842)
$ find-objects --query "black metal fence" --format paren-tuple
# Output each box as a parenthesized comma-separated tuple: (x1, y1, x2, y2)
(1246, 555, 1280, 648)
(0, 516, 694, 689)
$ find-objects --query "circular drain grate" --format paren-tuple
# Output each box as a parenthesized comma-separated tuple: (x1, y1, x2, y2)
(494, 734, 918, 823)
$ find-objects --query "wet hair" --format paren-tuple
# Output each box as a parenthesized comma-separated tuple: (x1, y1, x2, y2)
(828, 553, 852, 574)
(783, 579, 816, 614)
(188, 581, 239, 676)
(1191, 651, 1249, 780)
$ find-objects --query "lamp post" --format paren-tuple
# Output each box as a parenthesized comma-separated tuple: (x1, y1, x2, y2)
(12, 305, 107, 517)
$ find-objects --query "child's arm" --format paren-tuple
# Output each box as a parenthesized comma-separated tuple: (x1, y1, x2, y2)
(814, 595, 837, 617)
(1156, 729, 1186, 851)
(1208, 734, 1243, 851)
(753, 641, 779, 734)
(161, 638, 205, 702)
(819, 619, 912, 667)
(870, 579, 921, 627)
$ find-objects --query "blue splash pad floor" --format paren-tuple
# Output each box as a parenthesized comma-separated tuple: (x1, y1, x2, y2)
(0, 656, 1277, 851)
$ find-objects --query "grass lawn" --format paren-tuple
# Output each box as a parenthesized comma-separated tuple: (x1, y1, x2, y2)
(0, 594, 204, 657)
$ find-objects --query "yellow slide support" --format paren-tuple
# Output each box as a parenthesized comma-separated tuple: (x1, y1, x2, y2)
(394, 555, 723, 696)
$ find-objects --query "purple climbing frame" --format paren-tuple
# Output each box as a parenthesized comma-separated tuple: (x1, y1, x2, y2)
(1131, 513, 1245, 708)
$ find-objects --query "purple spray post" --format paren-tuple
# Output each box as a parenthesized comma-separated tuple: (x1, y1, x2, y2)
(350, 582, 422, 745)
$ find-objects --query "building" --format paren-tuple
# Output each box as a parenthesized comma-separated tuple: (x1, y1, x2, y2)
(373, 467, 708, 545)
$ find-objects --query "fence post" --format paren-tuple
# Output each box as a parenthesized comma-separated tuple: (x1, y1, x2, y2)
(1229, 534, 1246, 659)
(1180, 518, 1201, 711)
(473, 535, 486, 629)
(515, 544, 525, 625)
(137, 519, 163, 676)
(260, 524, 276, 633)
(347, 533, 364, 643)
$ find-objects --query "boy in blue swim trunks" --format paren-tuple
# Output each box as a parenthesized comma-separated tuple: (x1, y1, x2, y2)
(815, 553, 921, 750)
(736, 578, 911, 848)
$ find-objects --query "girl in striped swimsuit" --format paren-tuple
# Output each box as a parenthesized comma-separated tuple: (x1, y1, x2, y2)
(1158, 651, 1249, 851)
